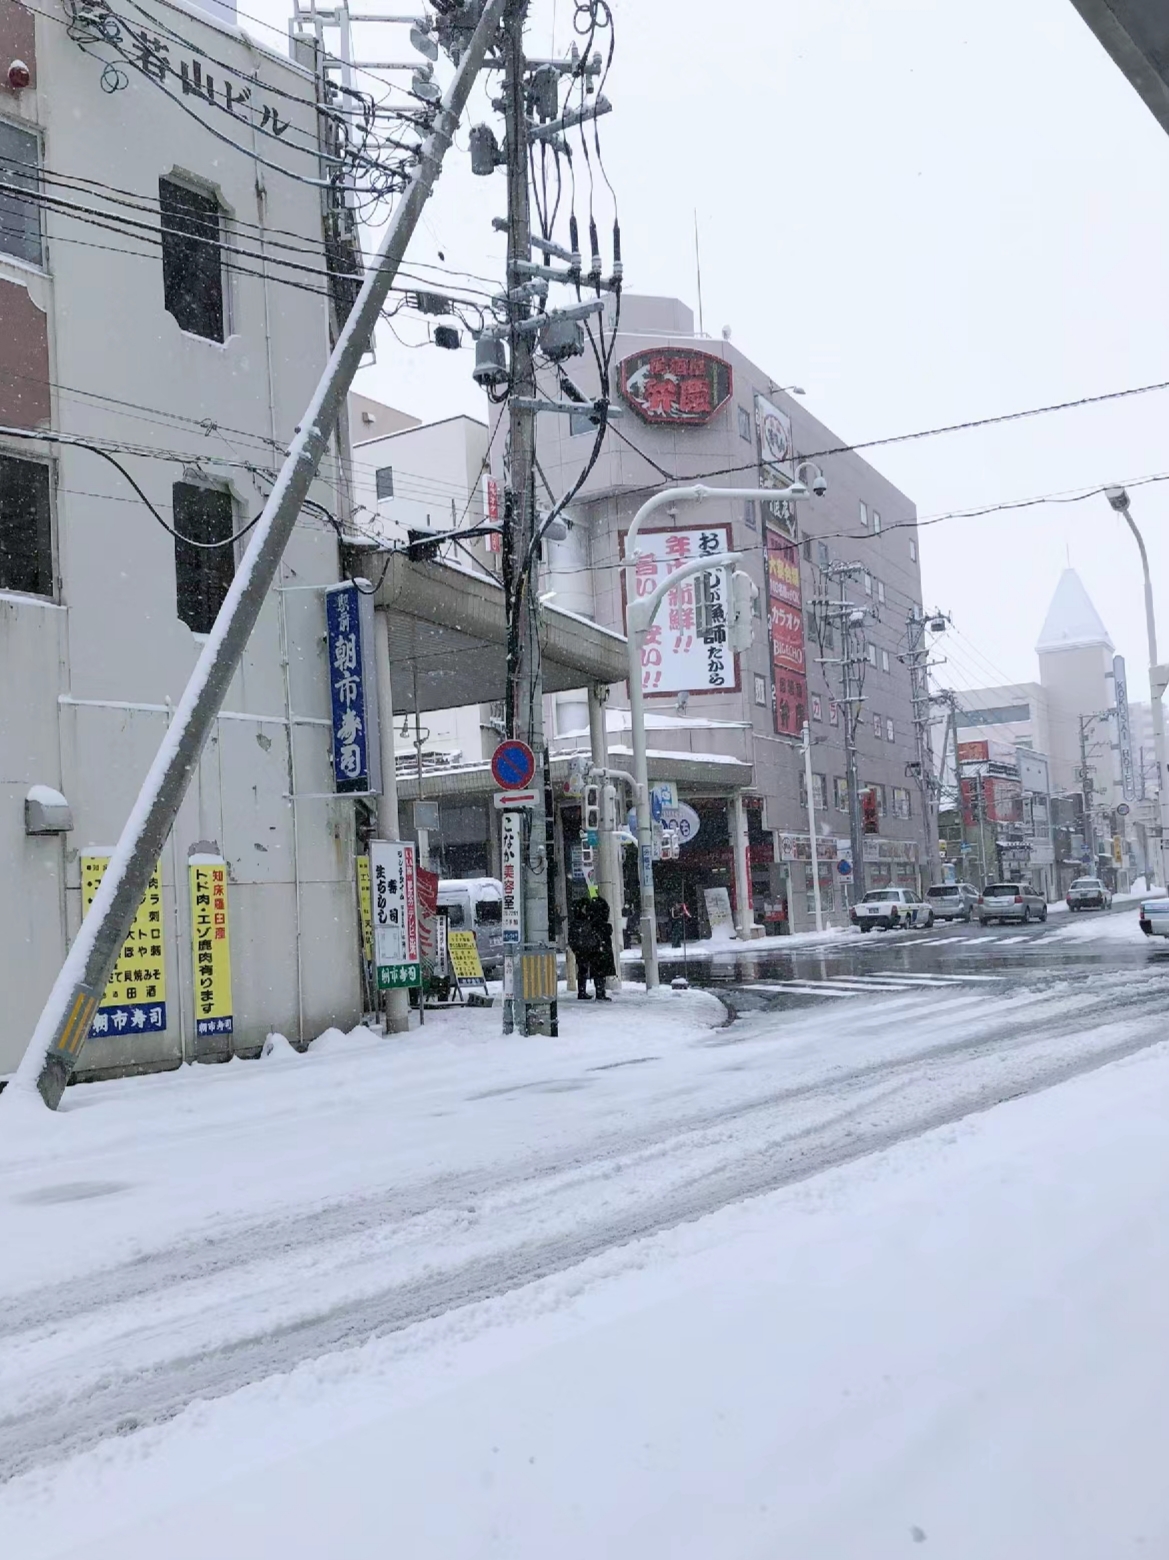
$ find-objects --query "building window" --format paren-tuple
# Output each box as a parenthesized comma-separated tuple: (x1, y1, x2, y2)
(892, 786, 911, 820)
(810, 692, 823, 721)
(828, 698, 839, 727)
(744, 499, 757, 531)
(569, 408, 599, 436)
(0, 452, 52, 596)
(173, 481, 236, 633)
(863, 571, 872, 596)
(909, 537, 918, 563)
(737, 406, 752, 442)
(375, 466, 395, 500)
(817, 540, 830, 567)
(873, 712, 882, 738)
(753, 672, 767, 707)
(859, 500, 868, 529)
(877, 579, 886, 605)
(833, 776, 849, 811)
(159, 177, 225, 342)
(881, 648, 890, 673)
(886, 716, 895, 742)
(802, 536, 812, 562)
(0, 120, 43, 266)
(800, 771, 828, 811)
(866, 643, 877, 666)
(872, 510, 882, 534)
(864, 782, 887, 816)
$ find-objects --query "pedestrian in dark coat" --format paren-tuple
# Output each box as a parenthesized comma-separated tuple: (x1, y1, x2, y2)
(584, 894, 616, 999)
(568, 899, 601, 999)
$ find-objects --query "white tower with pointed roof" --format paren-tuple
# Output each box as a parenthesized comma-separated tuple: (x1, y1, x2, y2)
(1035, 569, 1119, 806)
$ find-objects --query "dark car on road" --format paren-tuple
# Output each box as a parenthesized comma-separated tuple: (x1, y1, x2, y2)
(1066, 877, 1113, 911)
(925, 882, 979, 922)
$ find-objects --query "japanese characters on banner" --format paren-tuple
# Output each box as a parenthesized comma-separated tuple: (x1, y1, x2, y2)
(501, 813, 522, 946)
(356, 854, 373, 965)
(81, 854, 166, 1038)
(625, 523, 737, 696)
(416, 866, 441, 971)
(188, 856, 233, 1037)
(754, 393, 797, 537)
(765, 528, 808, 736)
(619, 348, 733, 426)
(482, 475, 501, 553)
(325, 581, 382, 796)
(370, 841, 420, 988)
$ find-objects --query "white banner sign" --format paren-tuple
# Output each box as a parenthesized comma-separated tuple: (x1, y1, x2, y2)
(501, 812, 522, 946)
(369, 841, 419, 969)
(625, 523, 734, 696)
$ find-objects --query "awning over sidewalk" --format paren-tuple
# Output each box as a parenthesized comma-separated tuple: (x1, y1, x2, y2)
(347, 548, 628, 712)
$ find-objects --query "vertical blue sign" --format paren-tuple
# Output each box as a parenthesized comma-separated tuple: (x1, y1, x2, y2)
(326, 581, 382, 795)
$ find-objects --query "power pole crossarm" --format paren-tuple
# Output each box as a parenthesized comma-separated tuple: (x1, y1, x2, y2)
(12, 0, 508, 1109)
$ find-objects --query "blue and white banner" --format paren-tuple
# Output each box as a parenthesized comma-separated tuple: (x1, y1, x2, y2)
(325, 581, 382, 795)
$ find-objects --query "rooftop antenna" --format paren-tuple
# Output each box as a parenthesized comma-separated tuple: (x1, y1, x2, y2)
(694, 209, 704, 336)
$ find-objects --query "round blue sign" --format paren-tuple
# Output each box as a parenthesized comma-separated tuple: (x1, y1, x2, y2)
(837, 859, 853, 876)
(491, 739, 536, 790)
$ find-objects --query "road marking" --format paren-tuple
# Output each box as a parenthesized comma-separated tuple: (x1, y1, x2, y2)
(749, 981, 861, 998)
(747, 972, 1007, 999)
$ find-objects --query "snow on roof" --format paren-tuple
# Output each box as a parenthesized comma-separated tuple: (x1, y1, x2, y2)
(1035, 569, 1113, 654)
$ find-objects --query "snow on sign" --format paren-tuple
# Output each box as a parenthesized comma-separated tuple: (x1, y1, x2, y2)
(325, 582, 382, 796)
(370, 841, 420, 989)
(624, 523, 737, 696)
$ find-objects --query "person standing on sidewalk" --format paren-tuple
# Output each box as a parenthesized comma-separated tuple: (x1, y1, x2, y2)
(584, 894, 616, 1002)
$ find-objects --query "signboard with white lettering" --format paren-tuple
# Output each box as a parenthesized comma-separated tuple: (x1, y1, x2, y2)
(325, 582, 381, 795)
(623, 523, 736, 697)
(370, 841, 420, 988)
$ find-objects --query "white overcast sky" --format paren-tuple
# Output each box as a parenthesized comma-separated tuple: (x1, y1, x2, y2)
(246, 0, 1169, 703)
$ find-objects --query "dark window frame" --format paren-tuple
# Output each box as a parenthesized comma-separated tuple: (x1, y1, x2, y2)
(375, 466, 395, 500)
(0, 117, 44, 267)
(173, 480, 236, 634)
(0, 450, 53, 598)
(159, 176, 226, 343)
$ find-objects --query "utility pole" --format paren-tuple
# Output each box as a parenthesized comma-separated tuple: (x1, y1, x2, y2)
(13, 0, 507, 1108)
(501, 0, 550, 1035)
(905, 606, 948, 886)
(1079, 714, 1096, 868)
(811, 562, 870, 901)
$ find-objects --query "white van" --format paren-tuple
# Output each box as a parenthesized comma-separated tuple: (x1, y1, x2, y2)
(437, 877, 506, 974)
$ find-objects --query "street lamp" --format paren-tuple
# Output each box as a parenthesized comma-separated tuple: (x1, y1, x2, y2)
(623, 482, 817, 988)
(1103, 485, 1169, 885)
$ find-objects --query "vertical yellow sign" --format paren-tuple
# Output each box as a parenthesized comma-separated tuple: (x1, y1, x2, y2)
(357, 854, 373, 963)
(189, 857, 233, 1038)
(80, 854, 167, 1039)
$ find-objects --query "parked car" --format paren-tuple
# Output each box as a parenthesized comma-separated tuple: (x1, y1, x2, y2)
(1138, 897, 1169, 938)
(436, 878, 506, 974)
(851, 887, 935, 932)
(1066, 876, 1113, 911)
(925, 882, 980, 922)
(977, 881, 1048, 925)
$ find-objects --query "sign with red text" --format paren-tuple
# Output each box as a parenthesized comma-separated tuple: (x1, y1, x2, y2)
(622, 523, 737, 697)
(370, 841, 420, 989)
(619, 347, 732, 426)
(765, 528, 808, 735)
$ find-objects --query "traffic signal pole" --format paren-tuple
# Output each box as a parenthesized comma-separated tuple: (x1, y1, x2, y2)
(12, 0, 507, 1108)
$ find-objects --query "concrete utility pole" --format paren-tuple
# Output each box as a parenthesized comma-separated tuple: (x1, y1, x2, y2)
(1079, 714, 1097, 868)
(802, 721, 824, 932)
(905, 606, 947, 886)
(812, 562, 870, 901)
(14, 0, 507, 1108)
(501, 0, 551, 1035)
(374, 609, 409, 1035)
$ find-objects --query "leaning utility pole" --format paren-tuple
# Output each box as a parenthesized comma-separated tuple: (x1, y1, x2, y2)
(13, 0, 507, 1108)
(501, 0, 551, 1033)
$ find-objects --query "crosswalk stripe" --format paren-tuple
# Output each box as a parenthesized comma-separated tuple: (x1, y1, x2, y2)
(750, 981, 861, 998)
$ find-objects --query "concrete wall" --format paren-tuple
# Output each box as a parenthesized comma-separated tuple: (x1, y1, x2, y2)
(0, 0, 363, 1077)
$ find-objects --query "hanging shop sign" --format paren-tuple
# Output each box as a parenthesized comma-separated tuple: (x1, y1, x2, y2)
(1113, 654, 1135, 800)
(325, 581, 382, 796)
(188, 855, 233, 1038)
(80, 853, 167, 1039)
(619, 347, 733, 426)
(754, 393, 797, 537)
(765, 529, 808, 736)
(370, 840, 420, 988)
(356, 854, 374, 965)
(623, 522, 737, 696)
(501, 812, 523, 945)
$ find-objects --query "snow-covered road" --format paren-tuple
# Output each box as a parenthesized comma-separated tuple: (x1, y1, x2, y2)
(2, 945, 1166, 1504)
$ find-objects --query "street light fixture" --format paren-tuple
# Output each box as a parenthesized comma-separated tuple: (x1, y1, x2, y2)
(623, 482, 820, 988)
(1102, 484, 1169, 885)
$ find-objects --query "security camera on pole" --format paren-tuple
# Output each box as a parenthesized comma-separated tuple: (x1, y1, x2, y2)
(622, 480, 822, 988)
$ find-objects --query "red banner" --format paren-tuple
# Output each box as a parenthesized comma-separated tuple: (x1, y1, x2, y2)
(765, 529, 807, 736)
(416, 866, 438, 960)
